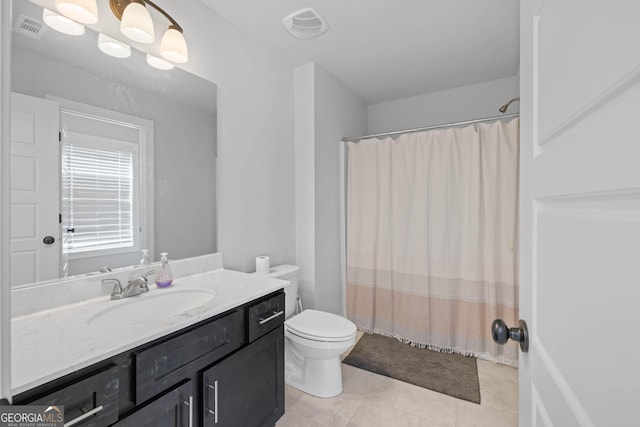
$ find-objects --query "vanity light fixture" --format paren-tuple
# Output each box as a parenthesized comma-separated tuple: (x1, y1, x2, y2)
(119, 0, 154, 44)
(98, 33, 131, 58)
(110, 0, 189, 63)
(55, 0, 98, 25)
(43, 8, 85, 36)
(146, 54, 174, 70)
(160, 25, 188, 63)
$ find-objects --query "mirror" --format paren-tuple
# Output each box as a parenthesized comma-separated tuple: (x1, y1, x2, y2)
(10, 0, 217, 286)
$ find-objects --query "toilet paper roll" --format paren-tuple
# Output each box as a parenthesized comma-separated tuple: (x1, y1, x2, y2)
(256, 256, 270, 275)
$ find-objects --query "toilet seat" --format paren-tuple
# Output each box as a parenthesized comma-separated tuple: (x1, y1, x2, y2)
(285, 309, 357, 342)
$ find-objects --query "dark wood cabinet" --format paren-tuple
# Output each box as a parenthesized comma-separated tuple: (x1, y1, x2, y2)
(114, 381, 193, 427)
(13, 290, 285, 427)
(202, 327, 284, 427)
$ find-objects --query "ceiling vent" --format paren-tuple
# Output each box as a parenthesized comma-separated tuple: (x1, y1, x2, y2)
(282, 8, 328, 40)
(13, 14, 47, 40)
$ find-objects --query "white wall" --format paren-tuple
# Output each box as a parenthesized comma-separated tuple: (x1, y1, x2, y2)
(367, 76, 519, 134)
(314, 66, 367, 314)
(177, 0, 295, 272)
(294, 64, 316, 308)
(295, 63, 367, 314)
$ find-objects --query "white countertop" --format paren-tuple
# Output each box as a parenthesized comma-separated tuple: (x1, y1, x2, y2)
(11, 268, 286, 395)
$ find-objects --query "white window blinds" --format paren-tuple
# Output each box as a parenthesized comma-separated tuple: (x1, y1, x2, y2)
(62, 132, 138, 254)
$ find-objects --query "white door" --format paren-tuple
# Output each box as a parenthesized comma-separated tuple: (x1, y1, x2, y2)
(10, 93, 60, 286)
(518, 1, 640, 426)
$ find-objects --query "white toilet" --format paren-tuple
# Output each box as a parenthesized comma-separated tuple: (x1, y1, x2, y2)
(263, 265, 357, 398)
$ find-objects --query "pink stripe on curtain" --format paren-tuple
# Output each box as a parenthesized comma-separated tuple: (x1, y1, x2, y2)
(346, 118, 520, 365)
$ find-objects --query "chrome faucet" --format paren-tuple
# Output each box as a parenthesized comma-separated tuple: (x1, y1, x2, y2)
(103, 270, 155, 300)
(102, 279, 123, 300)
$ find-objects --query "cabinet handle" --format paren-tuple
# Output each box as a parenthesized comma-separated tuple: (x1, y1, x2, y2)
(205, 380, 219, 424)
(181, 395, 193, 427)
(258, 310, 284, 325)
(64, 405, 104, 427)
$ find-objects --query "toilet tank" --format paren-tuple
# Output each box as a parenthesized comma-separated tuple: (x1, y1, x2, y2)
(262, 264, 300, 317)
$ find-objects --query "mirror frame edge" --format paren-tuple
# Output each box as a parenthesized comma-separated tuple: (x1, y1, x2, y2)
(0, 0, 12, 401)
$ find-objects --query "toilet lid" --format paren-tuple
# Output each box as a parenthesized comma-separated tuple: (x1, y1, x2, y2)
(286, 309, 357, 340)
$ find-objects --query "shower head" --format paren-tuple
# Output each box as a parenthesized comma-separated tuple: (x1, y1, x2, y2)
(499, 97, 520, 113)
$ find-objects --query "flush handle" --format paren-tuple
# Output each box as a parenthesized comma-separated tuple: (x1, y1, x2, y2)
(492, 319, 529, 352)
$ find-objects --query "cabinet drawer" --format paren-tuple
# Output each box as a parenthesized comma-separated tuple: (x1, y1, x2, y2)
(248, 292, 285, 342)
(134, 309, 245, 404)
(114, 381, 193, 427)
(28, 364, 119, 427)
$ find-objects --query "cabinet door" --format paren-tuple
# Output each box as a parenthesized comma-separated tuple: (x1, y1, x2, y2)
(202, 327, 284, 427)
(114, 381, 193, 427)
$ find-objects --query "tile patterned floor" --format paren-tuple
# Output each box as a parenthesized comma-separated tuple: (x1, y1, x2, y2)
(276, 333, 518, 427)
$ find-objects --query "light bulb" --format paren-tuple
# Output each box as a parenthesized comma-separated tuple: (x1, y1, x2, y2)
(43, 8, 85, 36)
(55, 0, 98, 25)
(160, 27, 188, 63)
(98, 33, 131, 58)
(120, 1, 154, 44)
(146, 54, 174, 70)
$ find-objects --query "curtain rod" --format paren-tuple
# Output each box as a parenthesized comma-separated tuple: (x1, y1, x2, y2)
(342, 113, 519, 142)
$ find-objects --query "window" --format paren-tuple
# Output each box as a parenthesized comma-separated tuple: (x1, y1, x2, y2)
(62, 134, 138, 254)
(54, 98, 154, 262)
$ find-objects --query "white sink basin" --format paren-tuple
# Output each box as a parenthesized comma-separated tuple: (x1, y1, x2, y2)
(87, 288, 216, 328)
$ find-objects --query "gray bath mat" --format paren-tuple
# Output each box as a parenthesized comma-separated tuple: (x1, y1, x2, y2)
(342, 333, 481, 404)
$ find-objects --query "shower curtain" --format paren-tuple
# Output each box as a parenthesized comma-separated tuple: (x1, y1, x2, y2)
(346, 118, 519, 365)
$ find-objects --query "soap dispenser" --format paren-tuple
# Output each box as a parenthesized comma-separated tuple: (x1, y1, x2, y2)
(139, 249, 150, 266)
(156, 252, 173, 288)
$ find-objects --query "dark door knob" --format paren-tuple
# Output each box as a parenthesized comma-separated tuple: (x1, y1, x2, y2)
(492, 319, 529, 352)
(43, 236, 55, 245)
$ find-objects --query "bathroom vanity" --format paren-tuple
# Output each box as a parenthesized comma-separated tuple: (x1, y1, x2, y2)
(10, 261, 286, 427)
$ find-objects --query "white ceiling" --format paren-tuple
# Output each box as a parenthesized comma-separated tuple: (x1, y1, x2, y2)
(202, 0, 520, 105)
